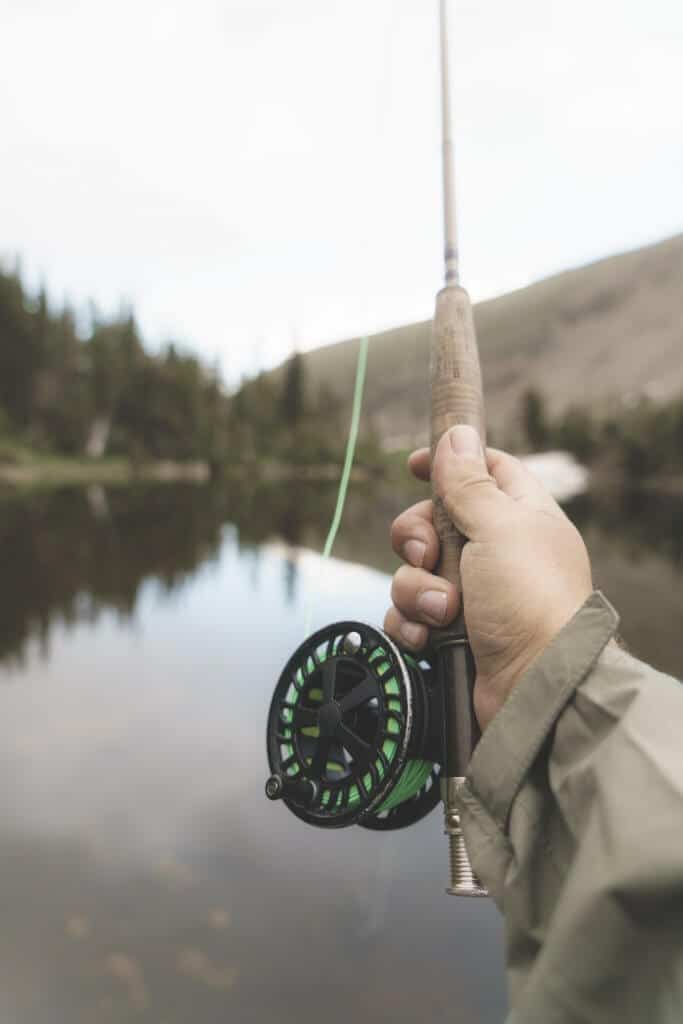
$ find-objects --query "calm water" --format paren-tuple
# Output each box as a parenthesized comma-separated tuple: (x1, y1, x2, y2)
(0, 481, 680, 1024)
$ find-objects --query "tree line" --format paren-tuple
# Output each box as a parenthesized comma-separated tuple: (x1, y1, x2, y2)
(8, 257, 677, 484)
(521, 387, 683, 482)
(0, 264, 357, 470)
(228, 353, 383, 468)
(0, 264, 233, 466)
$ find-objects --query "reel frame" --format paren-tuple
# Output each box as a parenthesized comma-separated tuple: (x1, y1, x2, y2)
(266, 621, 443, 831)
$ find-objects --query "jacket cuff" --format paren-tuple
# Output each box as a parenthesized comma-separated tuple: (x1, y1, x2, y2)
(458, 590, 619, 834)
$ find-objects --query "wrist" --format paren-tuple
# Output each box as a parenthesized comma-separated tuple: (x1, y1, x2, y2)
(474, 657, 536, 731)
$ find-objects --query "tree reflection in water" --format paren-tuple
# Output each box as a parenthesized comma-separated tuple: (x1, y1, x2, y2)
(0, 479, 680, 676)
(0, 485, 226, 665)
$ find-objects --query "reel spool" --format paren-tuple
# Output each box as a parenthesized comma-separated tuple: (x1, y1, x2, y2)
(265, 621, 442, 831)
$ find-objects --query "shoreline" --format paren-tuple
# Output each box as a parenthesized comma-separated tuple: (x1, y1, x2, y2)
(2, 451, 681, 498)
(0, 457, 210, 490)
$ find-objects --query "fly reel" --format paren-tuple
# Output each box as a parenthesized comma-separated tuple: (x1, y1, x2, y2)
(265, 621, 442, 831)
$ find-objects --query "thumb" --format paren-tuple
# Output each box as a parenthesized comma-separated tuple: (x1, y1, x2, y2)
(432, 425, 509, 540)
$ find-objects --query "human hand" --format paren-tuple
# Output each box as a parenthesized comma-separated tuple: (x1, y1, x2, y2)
(383, 425, 593, 730)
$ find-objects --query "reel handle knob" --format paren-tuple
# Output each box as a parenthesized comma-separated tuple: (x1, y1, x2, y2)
(265, 774, 317, 805)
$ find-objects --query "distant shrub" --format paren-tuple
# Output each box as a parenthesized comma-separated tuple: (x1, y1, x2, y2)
(517, 388, 683, 483)
(554, 406, 598, 463)
(521, 388, 549, 451)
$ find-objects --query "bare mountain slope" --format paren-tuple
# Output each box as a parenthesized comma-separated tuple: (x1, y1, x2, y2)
(272, 233, 683, 448)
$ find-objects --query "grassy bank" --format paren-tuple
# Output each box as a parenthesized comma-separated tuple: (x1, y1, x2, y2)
(0, 441, 209, 490)
(4, 441, 681, 498)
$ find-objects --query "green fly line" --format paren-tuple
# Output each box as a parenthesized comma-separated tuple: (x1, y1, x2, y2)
(303, 334, 369, 635)
(301, 337, 434, 815)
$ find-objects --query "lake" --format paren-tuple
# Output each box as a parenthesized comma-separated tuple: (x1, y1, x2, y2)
(0, 479, 680, 1024)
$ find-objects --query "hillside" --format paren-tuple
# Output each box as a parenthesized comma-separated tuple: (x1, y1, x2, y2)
(273, 233, 683, 449)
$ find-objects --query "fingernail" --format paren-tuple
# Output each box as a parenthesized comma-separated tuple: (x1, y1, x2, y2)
(400, 621, 425, 647)
(449, 425, 482, 457)
(403, 539, 426, 567)
(416, 589, 448, 623)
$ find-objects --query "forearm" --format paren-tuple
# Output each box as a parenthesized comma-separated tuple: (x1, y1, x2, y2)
(457, 593, 683, 1021)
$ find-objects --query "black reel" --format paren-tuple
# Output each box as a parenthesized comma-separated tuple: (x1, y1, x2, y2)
(265, 621, 442, 831)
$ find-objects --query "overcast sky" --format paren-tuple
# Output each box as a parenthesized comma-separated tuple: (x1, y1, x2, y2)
(1, 0, 681, 384)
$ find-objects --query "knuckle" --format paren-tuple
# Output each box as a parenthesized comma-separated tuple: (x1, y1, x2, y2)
(383, 608, 401, 641)
(391, 567, 419, 613)
(390, 574, 399, 604)
(435, 463, 471, 500)
(392, 563, 414, 592)
(455, 470, 493, 496)
(442, 473, 499, 526)
(390, 514, 407, 548)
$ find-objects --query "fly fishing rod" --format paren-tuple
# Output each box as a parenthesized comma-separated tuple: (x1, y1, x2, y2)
(430, 0, 487, 896)
(264, 0, 487, 897)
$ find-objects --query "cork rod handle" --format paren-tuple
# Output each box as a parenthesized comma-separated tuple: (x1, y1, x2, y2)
(430, 284, 486, 598)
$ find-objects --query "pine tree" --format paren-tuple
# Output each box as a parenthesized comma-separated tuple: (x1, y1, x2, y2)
(281, 352, 305, 427)
(521, 388, 548, 451)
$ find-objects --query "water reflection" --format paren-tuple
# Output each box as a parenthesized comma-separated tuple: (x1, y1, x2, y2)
(0, 503, 506, 1023)
(225, 479, 683, 679)
(0, 479, 680, 1023)
(283, 554, 299, 605)
(0, 484, 228, 665)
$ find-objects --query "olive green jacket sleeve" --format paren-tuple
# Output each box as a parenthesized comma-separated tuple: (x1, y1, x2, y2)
(456, 591, 683, 1023)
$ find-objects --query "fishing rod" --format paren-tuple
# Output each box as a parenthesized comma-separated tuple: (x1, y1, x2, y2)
(430, 0, 487, 896)
(264, 0, 487, 898)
